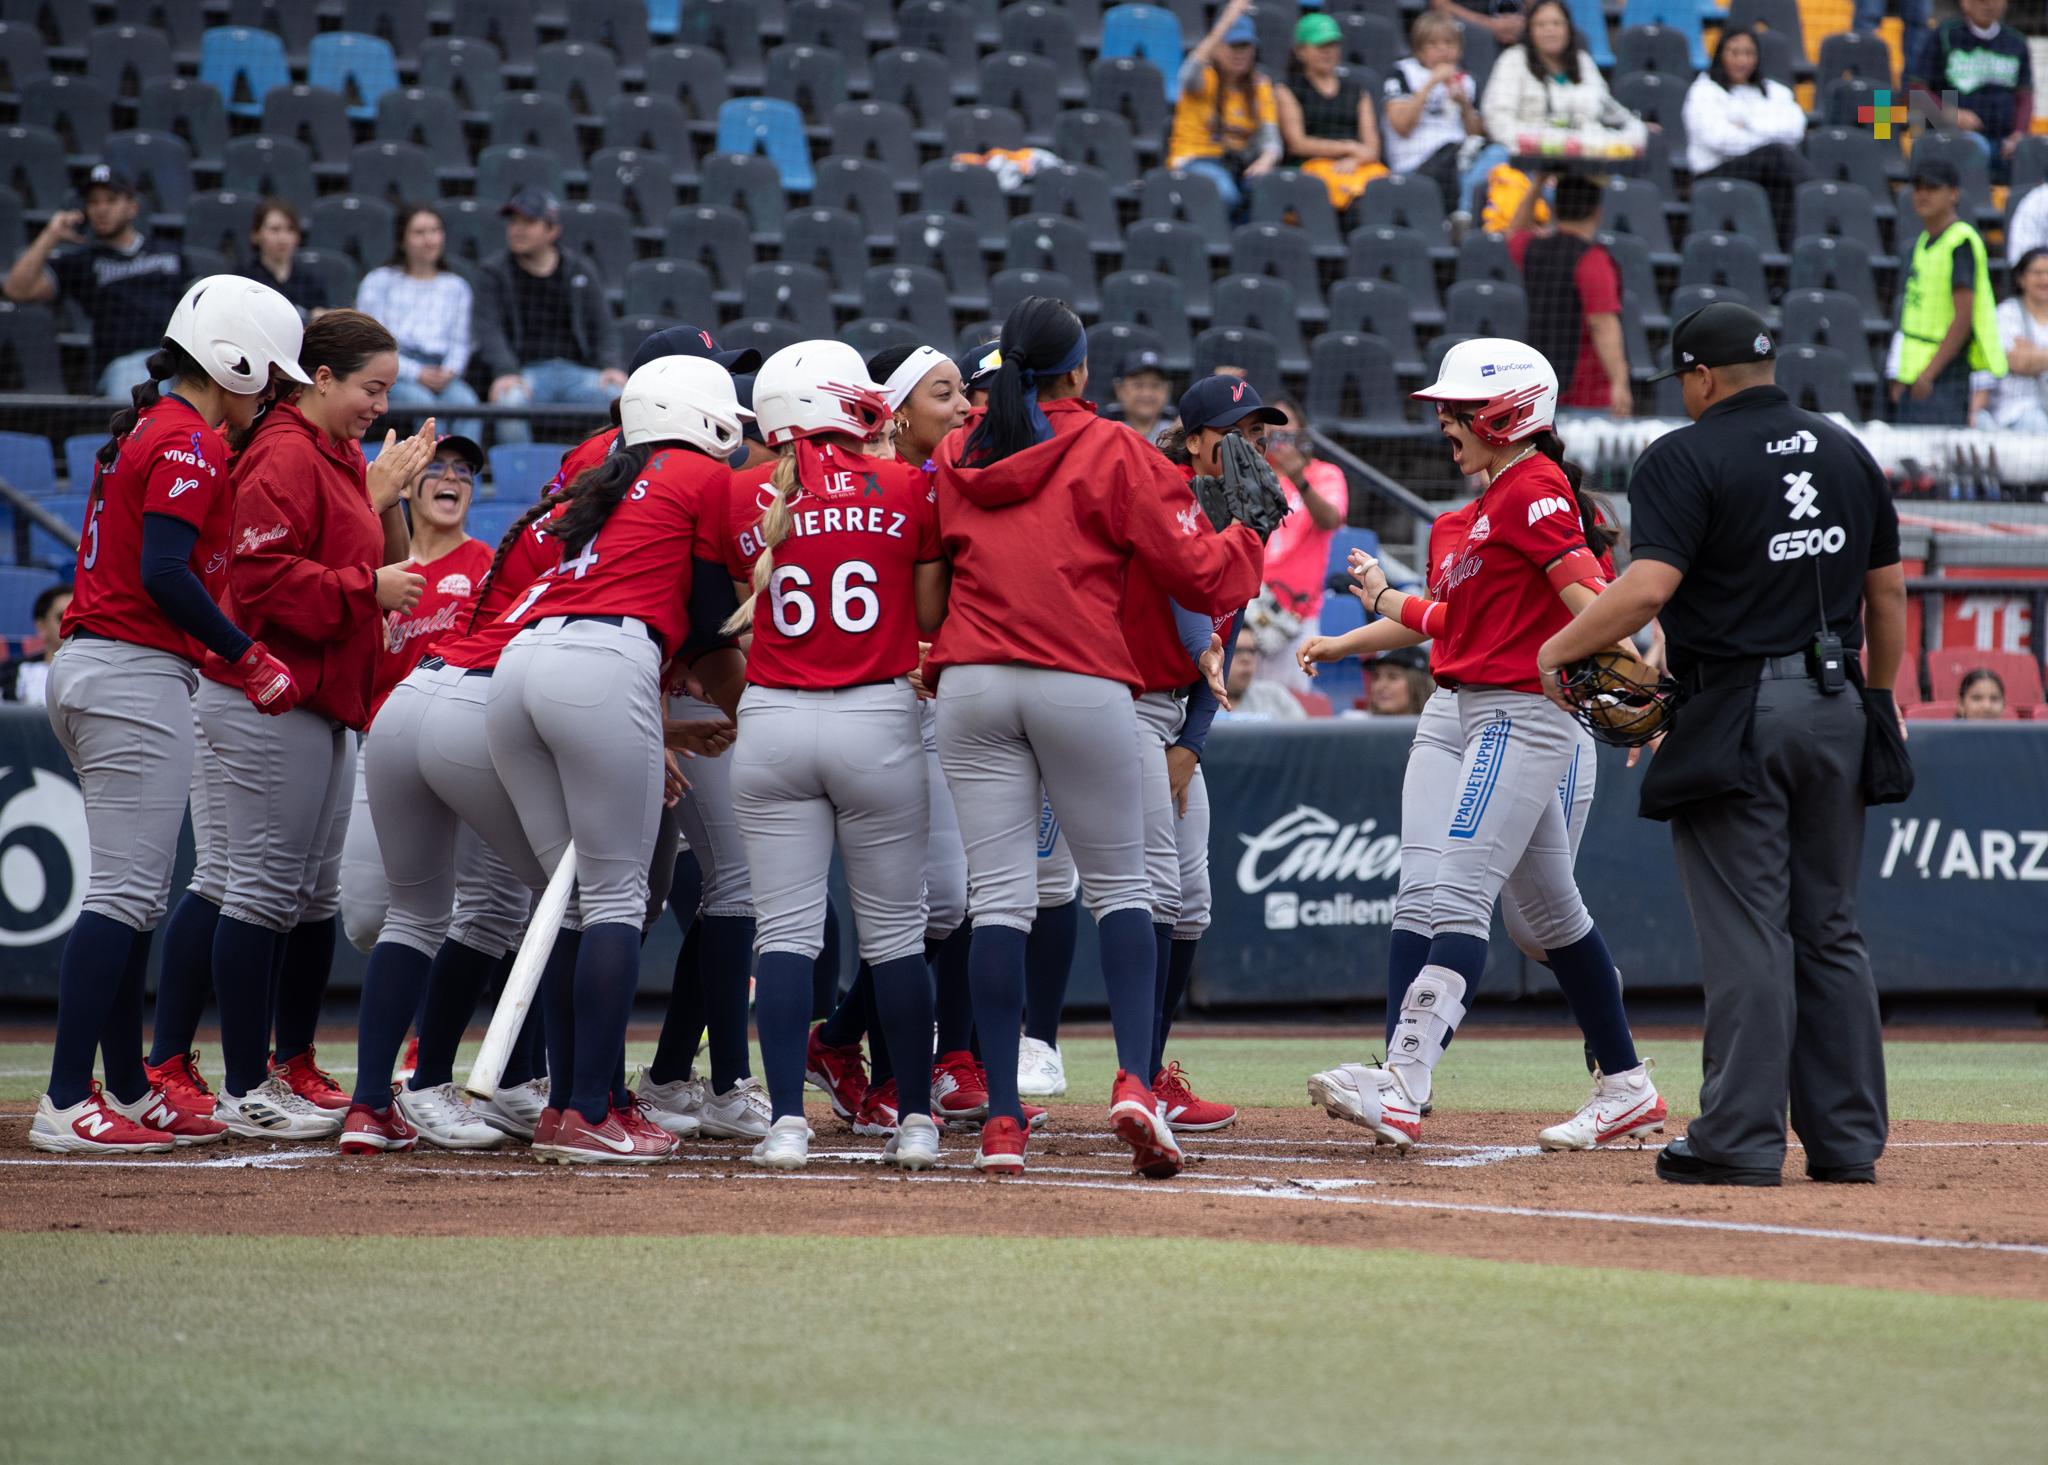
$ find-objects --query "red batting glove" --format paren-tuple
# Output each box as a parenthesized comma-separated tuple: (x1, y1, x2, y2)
(234, 640, 299, 715)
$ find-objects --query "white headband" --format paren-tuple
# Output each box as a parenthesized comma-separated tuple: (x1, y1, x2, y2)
(882, 346, 950, 411)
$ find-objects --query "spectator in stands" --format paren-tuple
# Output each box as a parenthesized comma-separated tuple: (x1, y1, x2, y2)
(1854, 0, 1930, 38)
(1973, 247, 2048, 432)
(1384, 12, 1506, 226)
(1955, 668, 2007, 719)
(1432, 0, 1524, 47)
(2006, 184, 2048, 266)
(238, 199, 325, 320)
(1480, 0, 1646, 162)
(0, 584, 71, 705)
(1364, 646, 1433, 716)
(1905, 0, 2033, 186)
(1218, 624, 1308, 721)
(1260, 397, 1348, 689)
(1109, 350, 1172, 440)
(357, 205, 483, 442)
(3, 164, 185, 399)
(1887, 155, 2004, 427)
(473, 188, 624, 445)
(1683, 28, 1811, 250)
(1507, 174, 1631, 419)
(1168, 0, 1283, 217)
(1277, 12, 1385, 213)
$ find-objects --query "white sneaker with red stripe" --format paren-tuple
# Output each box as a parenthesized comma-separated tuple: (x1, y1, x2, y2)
(29, 1085, 175, 1155)
(1307, 1062, 1424, 1151)
(1538, 1062, 1667, 1151)
(105, 1083, 229, 1146)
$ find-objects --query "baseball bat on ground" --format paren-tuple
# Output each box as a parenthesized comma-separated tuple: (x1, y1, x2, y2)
(465, 840, 576, 1101)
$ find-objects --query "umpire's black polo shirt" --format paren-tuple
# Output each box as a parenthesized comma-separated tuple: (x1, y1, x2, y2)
(1625, 386, 1901, 666)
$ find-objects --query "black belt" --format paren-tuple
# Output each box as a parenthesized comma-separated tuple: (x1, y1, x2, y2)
(563, 613, 661, 645)
(1756, 653, 1813, 682)
(419, 655, 492, 678)
(1681, 652, 1819, 694)
(69, 628, 115, 642)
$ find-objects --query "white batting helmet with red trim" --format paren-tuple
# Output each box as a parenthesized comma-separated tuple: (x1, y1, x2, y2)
(752, 340, 891, 447)
(1411, 337, 1558, 446)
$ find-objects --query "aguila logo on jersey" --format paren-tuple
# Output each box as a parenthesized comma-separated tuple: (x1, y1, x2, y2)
(387, 601, 462, 653)
(1467, 514, 1491, 544)
(436, 573, 473, 596)
(237, 524, 287, 554)
(1176, 504, 1202, 537)
(168, 477, 200, 498)
(1766, 430, 1817, 456)
(1526, 495, 1572, 527)
(204, 551, 227, 574)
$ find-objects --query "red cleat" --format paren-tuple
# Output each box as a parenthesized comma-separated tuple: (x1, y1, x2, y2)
(395, 1035, 419, 1085)
(339, 1101, 418, 1155)
(973, 1115, 1029, 1176)
(143, 1051, 217, 1118)
(933, 1050, 989, 1121)
(805, 1027, 869, 1120)
(853, 1079, 900, 1136)
(271, 1047, 348, 1112)
(1153, 1061, 1237, 1132)
(548, 1106, 673, 1164)
(615, 1095, 680, 1159)
(1109, 1069, 1184, 1178)
(532, 1106, 564, 1155)
(107, 1084, 229, 1146)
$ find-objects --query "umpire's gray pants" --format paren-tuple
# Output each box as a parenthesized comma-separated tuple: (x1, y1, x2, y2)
(732, 679, 929, 963)
(1172, 763, 1212, 942)
(196, 681, 352, 933)
(921, 700, 967, 938)
(487, 617, 665, 929)
(937, 664, 1151, 932)
(1671, 677, 1887, 1172)
(360, 665, 537, 959)
(669, 692, 753, 919)
(188, 700, 228, 904)
(45, 638, 196, 931)
(1135, 691, 1188, 926)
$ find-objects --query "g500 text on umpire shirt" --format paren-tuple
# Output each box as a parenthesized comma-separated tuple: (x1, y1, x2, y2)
(1622, 386, 1899, 663)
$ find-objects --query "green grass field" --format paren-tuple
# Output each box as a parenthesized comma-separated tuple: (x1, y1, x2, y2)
(4, 1035, 2045, 1462)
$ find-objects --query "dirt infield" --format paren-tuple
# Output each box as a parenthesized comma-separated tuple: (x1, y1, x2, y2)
(4, 1103, 2042, 1302)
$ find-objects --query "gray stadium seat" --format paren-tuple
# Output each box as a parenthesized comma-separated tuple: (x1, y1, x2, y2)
(1088, 57, 1170, 149)
(892, 211, 990, 314)
(602, 97, 698, 186)
(1005, 214, 1098, 315)
(786, 0, 869, 92)
(976, 53, 1063, 142)
(1138, 169, 1232, 258)
(675, 0, 765, 89)
(1614, 24, 1691, 76)
(1455, 230, 1517, 285)
(1444, 279, 1529, 341)
(1596, 229, 1668, 330)
(588, 147, 683, 231)
(780, 208, 866, 309)
(1792, 180, 1893, 268)
(1000, 1, 1087, 103)
(1030, 163, 1123, 258)
(1213, 275, 1308, 376)
(488, 93, 580, 169)
(764, 44, 847, 121)
(1355, 173, 1451, 257)
(85, 23, 173, 102)
(1678, 232, 1767, 307)
(139, 78, 228, 169)
(644, 47, 729, 134)
(0, 21, 49, 109)
(0, 301, 60, 391)
(841, 317, 927, 355)
(989, 267, 1074, 319)
(183, 190, 255, 260)
(1690, 176, 1789, 259)
(349, 141, 436, 208)
(221, 0, 318, 62)
(1229, 222, 1325, 323)
(744, 261, 836, 335)
(699, 152, 788, 243)
(1054, 111, 1139, 193)
(1327, 278, 1425, 380)
(1099, 270, 1193, 372)
(1122, 218, 1213, 317)
(419, 36, 504, 117)
(1788, 235, 1883, 331)
(435, 196, 500, 271)
(1088, 320, 1165, 377)
(945, 104, 1026, 157)
(263, 84, 352, 163)
(24, 75, 113, 157)
(1337, 11, 1404, 68)
(861, 263, 954, 343)
(918, 160, 1010, 253)
(1249, 169, 1345, 262)
(344, 0, 427, 55)
(1669, 283, 1754, 325)
(1612, 72, 1687, 159)
(1306, 332, 1407, 434)
(624, 258, 717, 324)
(810, 155, 902, 251)
(662, 204, 755, 303)
(1725, 0, 1804, 60)
(1347, 225, 1444, 326)
(1803, 127, 1896, 228)
(450, 0, 539, 68)
(1193, 326, 1283, 398)
(1, 125, 68, 216)
(535, 42, 622, 121)
(1816, 30, 1891, 88)
(559, 200, 634, 289)
(893, 2, 979, 87)
(563, 0, 651, 62)
(1775, 344, 1855, 414)
(103, 130, 192, 221)
(475, 145, 567, 208)
(307, 194, 394, 274)
(827, 101, 920, 187)
(871, 48, 956, 136)
(1780, 288, 1879, 389)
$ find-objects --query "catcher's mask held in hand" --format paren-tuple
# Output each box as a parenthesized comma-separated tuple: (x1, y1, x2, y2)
(1559, 649, 1687, 747)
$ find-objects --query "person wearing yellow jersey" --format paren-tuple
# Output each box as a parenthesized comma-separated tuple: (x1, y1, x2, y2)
(1887, 154, 2006, 426)
(1168, 0, 1283, 218)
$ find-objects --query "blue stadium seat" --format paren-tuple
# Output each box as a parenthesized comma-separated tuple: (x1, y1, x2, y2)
(200, 26, 291, 119)
(0, 566, 59, 630)
(1563, 0, 1617, 68)
(463, 499, 531, 546)
(487, 444, 575, 499)
(0, 431, 57, 498)
(62, 434, 101, 491)
(1098, 3, 1182, 98)
(307, 32, 399, 120)
(1618, 0, 1705, 69)
(646, 0, 682, 41)
(25, 493, 88, 570)
(714, 98, 815, 192)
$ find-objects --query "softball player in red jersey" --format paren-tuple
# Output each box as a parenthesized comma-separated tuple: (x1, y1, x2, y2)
(194, 310, 435, 1140)
(717, 340, 950, 1171)
(1301, 340, 1661, 1152)
(928, 297, 1267, 1177)
(486, 355, 749, 1165)
(30, 277, 307, 1155)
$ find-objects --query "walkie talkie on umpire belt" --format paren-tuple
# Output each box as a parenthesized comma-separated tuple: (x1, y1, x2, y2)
(1809, 541, 1846, 695)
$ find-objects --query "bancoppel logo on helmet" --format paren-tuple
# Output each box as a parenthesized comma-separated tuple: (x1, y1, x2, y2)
(1527, 495, 1572, 527)
(1768, 526, 1847, 561)
(1766, 430, 1817, 456)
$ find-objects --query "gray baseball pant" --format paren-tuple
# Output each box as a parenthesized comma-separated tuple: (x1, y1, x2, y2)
(921, 700, 968, 938)
(298, 729, 355, 925)
(1036, 789, 1079, 907)
(669, 692, 753, 919)
(196, 680, 353, 933)
(1171, 763, 1212, 942)
(486, 617, 665, 929)
(44, 638, 197, 931)
(731, 679, 930, 963)
(187, 700, 229, 904)
(1134, 691, 1188, 926)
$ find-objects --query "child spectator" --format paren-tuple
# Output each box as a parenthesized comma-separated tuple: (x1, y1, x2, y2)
(1383, 12, 1506, 223)
(1109, 350, 1172, 441)
(1956, 668, 2006, 719)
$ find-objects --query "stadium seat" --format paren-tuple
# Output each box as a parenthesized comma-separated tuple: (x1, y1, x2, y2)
(724, 317, 805, 356)
(1098, 4, 1181, 97)
(779, 208, 865, 310)
(24, 75, 114, 158)
(339, 0, 424, 56)
(0, 185, 17, 254)
(1248, 170, 1345, 262)
(1690, 175, 1788, 259)
(1213, 276, 1308, 376)
(1818, 77, 1881, 129)
(1, 125, 68, 215)
(1774, 344, 1855, 414)
(1006, 214, 1099, 315)
(870, 48, 957, 137)
(450, 0, 540, 69)
(1356, 173, 1451, 255)
(535, 42, 623, 122)
(1327, 279, 1425, 380)
(1346, 226, 1444, 327)
(1669, 283, 1754, 324)
(643, 49, 731, 137)
(559, 200, 634, 289)
(1445, 279, 1529, 341)
(0, 431, 57, 497)
(677, 0, 768, 88)
(2007, 137, 2048, 200)
(0, 566, 58, 628)
(786, 0, 870, 93)
(945, 104, 1026, 159)
(978, 54, 1063, 142)
(463, 499, 530, 546)
(744, 261, 836, 335)
(1099, 270, 1193, 371)
(860, 263, 954, 343)
(199, 26, 290, 119)
(841, 317, 927, 354)
(1088, 319, 1164, 375)
(1335, 10, 1404, 70)
(1030, 163, 1124, 257)
(139, 78, 228, 169)
(1001, 2, 1088, 103)
(308, 32, 398, 120)
(1193, 326, 1283, 398)
(588, 147, 683, 231)
(699, 152, 790, 243)
(1780, 288, 1880, 389)
(918, 160, 1010, 253)
(1454, 230, 1517, 285)
(475, 145, 567, 209)
(0, 302, 60, 392)
(220, 0, 318, 61)
(892, 211, 991, 314)
(1613, 24, 1690, 76)
(662, 204, 755, 303)
(1088, 57, 1171, 145)
(307, 194, 394, 274)
(1724, 0, 1803, 58)
(84, 24, 171, 103)
(893, 1, 980, 84)
(487, 444, 575, 499)
(765, 45, 848, 122)
(263, 85, 353, 163)
(989, 267, 1075, 320)
(1596, 229, 1668, 329)
(180, 190, 252, 261)
(418, 36, 504, 117)
(1611, 72, 1688, 159)
(489, 94, 581, 173)
(349, 141, 436, 208)
(1815, 30, 1891, 88)
(1803, 128, 1897, 229)
(1678, 233, 1767, 306)
(103, 130, 192, 221)
(1122, 218, 1213, 317)
(602, 97, 699, 186)
(1752, 26, 1799, 88)
(827, 101, 920, 188)
(1053, 110, 1140, 192)
(1926, 649, 2045, 711)
(435, 197, 500, 271)
(61, 434, 100, 491)
(624, 258, 717, 324)
(1139, 169, 1233, 258)
(714, 98, 815, 193)
(563, 0, 650, 62)
(1230, 222, 1325, 323)
(809, 155, 899, 251)
(1788, 236, 1884, 332)
(1792, 181, 1893, 268)
(1617, 0, 1704, 68)
(0, 21, 49, 109)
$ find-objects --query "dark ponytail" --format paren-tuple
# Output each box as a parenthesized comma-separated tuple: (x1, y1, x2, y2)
(962, 295, 1086, 468)
(97, 343, 189, 472)
(467, 482, 566, 633)
(546, 440, 661, 553)
(1529, 428, 1617, 555)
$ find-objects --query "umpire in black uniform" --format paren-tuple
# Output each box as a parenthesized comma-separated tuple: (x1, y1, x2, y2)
(1536, 303, 1909, 1187)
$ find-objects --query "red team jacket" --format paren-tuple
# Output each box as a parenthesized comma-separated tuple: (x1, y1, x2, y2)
(62, 394, 234, 662)
(927, 400, 1265, 691)
(367, 535, 493, 719)
(719, 446, 942, 690)
(200, 402, 387, 728)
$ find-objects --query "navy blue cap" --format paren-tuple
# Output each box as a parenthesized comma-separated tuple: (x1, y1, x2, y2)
(433, 434, 485, 471)
(956, 341, 1002, 390)
(630, 323, 764, 375)
(500, 186, 560, 221)
(83, 163, 134, 196)
(1178, 374, 1287, 433)
(1117, 349, 1167, 380)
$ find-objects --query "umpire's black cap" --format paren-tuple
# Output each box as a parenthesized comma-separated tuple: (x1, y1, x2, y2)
(1646, 302, 1777, 382)
(630, 323, 763, 375)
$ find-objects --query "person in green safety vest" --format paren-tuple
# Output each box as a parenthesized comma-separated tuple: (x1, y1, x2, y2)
(1887, 154, 2006, 426)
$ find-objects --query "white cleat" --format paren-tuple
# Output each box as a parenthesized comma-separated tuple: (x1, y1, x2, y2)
(1017, 1036, 1068, 1098)
(215, 1076, 344, 1140)
(395, 1082, 507, 1150)
(629, 1066, 705, 1137)
(882, 1111, 942, 1170)
(698, 1076, 773, 1140)
(748, 1114, 812, 1170)
(474, 1077, 549, 1141)
(1538, 1062, 1668, 1151)
(1306, 1063, 1424, 1151)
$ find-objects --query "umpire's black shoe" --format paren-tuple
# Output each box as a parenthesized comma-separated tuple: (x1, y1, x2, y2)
(1655, 1137, 1781, 1187)
(1806, 1162, 1877, 1184)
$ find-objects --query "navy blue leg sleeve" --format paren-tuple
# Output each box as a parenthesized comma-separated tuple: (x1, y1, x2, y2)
(1545, 926, 1638, 1076)
(754, 950, 813, 1121)
(212, 915, 280, 1096)
(1023, 897, 1077, 1045)
(701, 913, 756, 1093)
(410, 937, 498, 1091)
(352, 942, 431, 1109)
(817, 959, 870, 1049)
(568, 923, 639, 1124)
(1096, 908, 1161, 1081)
(539, 929, 581, 1112)
(99, 926, 154, 1105)
(968, 924, 1028, 1122)
(871, 953, 934, 1118)
(273, 916, 335, 1061)
(1383, 929, 1434, 1046)
(148, 893, 218, 1066)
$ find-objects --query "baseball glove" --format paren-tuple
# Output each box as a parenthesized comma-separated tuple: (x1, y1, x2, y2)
(1217, 432, 1292, 541)
(1188, 471, 1235, 534)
